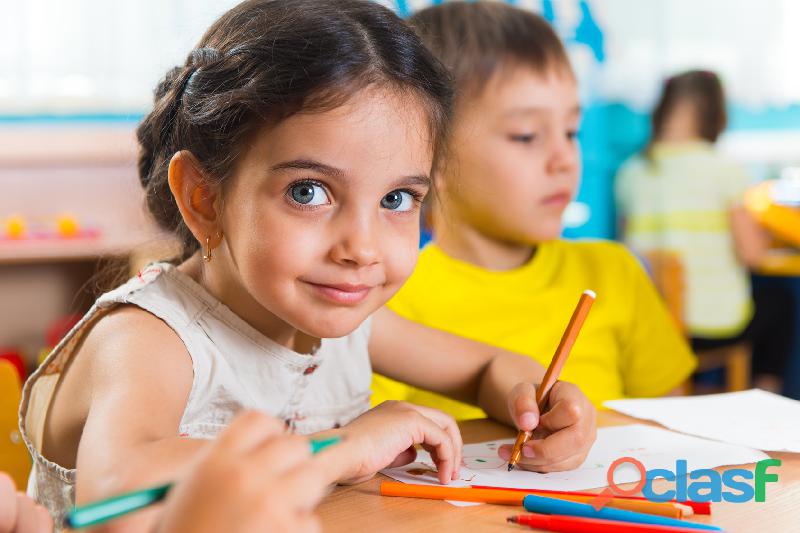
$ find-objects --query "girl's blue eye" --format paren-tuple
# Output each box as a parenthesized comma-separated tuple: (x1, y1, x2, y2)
(381, 190, 414, 211)
(510, 134, 535, 143)
(567, 130, 580, 141)
(289, 182, 329, 206)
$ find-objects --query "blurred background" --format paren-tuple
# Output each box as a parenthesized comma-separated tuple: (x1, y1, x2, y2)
(1, 0, 799, 398)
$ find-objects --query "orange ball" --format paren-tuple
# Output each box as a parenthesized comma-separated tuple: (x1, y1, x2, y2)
(5, 216, 25, 238)
(56, 215, 80, 238)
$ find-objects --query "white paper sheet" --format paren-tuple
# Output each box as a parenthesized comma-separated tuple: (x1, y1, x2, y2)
(382, 424, 768, 502)
(604, 389, 800, 453)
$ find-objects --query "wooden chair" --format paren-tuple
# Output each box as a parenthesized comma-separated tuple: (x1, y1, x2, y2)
(0, 359, 31, 488)
(643, 250, 751, 393)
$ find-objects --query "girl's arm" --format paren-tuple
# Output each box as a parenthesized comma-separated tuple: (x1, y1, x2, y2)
(369, 307, 596, 470)
(74, 307, 211, 532)
(729, 205, 771, 269)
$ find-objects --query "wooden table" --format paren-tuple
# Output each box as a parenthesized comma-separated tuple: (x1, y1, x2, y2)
(318, 410, 800, 532)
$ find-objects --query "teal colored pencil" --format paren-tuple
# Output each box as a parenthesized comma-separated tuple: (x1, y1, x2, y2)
(65, 435, 341, 530)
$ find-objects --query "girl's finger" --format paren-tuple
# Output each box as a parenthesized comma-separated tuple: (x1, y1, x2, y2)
(407, 404, 463, 480)
(508, 382, 539, 431)
(217, 410, 286, 454)
(410, 414, 455, 485)
(385, 446, 417, 469)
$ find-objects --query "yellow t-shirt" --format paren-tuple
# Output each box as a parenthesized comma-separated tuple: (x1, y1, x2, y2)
(371, 240, 697, 418)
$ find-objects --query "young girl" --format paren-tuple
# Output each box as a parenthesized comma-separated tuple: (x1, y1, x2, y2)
(372, 2, 697, 418)
(616, 70, 795, 392)
(19, 0, 595, 529)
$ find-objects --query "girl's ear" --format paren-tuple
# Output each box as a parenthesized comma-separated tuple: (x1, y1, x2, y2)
(168, 151, 223, 248)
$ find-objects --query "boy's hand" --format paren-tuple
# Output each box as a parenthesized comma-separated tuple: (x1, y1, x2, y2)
(0, 472, 53, 533)
(498, 381, 596, 472)
(333, 401, 462, 485)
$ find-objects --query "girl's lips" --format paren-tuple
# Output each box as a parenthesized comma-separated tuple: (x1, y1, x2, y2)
(303, 281, 373, 305)
(541, 192, 572, 207)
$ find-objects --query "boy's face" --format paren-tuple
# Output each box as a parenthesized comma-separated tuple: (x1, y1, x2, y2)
(441, 66, 580, 244)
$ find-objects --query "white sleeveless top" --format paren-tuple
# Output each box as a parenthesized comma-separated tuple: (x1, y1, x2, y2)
(19, 262, 372, 528)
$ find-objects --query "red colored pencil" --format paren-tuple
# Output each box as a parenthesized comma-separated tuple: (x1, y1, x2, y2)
(478, 486, 710, 515)
(507, 513, 722, 533)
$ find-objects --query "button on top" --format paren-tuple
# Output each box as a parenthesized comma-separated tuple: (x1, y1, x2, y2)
(303, 365, 318, 375)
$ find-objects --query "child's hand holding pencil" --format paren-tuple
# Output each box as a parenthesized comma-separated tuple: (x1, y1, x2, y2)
(501, 290, 598, 472)
(499, 380, 597, 472)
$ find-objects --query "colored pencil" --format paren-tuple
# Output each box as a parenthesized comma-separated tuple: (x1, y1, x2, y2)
(507, 513, 725, 533)
(64, 436, 341, 530)
(473, 485, 710, 515)
(508, 290, 596, 471)
(522, 494, 721, 531)
(380, 482, 687, 518)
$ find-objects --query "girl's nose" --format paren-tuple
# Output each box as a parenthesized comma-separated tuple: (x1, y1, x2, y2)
(329, 215, 381, 267)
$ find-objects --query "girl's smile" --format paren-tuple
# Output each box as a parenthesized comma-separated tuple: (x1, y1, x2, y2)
(300, 280, 380, 306)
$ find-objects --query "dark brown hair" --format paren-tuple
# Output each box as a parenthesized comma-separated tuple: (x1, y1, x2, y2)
(137, 0, 453, 260)
(650, 70, 727, 148)
(407, 1, 572, 102)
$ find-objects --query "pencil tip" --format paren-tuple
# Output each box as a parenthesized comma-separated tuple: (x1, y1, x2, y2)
(507, 464, 514, 472)
(507, 517, 518, 523)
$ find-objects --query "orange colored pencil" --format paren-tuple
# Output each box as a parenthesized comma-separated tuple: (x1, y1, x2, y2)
(379, 483, 688, 519)
(508, 290, 596, 471)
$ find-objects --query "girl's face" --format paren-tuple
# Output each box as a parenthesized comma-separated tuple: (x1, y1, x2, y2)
(215, 87, 433, 340)
(441, 66, 581, 244)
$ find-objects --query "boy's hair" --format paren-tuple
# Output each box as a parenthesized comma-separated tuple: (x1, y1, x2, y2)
(407, 1, 572, 102)
(651, 70, 727, 145)
(137, 0, 453, 260)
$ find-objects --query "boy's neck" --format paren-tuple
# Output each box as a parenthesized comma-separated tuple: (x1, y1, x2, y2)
(433, 214, 536, 271)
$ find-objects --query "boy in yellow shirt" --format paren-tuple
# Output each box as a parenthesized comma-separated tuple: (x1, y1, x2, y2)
(372, 2, 696, 417)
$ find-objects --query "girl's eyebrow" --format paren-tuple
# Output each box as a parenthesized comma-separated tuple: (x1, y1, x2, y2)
(270, 159, 344, 177)
(271, 158, 430, 188)
(392, 175, 431, 188)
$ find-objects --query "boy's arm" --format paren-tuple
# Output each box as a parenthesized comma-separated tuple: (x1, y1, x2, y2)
(368, 307, 545, 426)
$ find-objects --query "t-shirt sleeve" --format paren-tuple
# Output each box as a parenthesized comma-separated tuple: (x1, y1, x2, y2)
(618, 249, 698, 397)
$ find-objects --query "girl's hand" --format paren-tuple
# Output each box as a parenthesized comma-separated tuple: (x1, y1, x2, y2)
(334, 401, 463, 485)
(157, 411, 328, 533)
(0, 472, 53, 533)
(498, 381, 596, 472)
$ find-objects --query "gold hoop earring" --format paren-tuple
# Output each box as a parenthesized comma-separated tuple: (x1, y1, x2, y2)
(203, 236, 213, 262)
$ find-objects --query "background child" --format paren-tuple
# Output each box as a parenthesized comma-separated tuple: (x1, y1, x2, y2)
(615, 70, 795, 392)
(19, 0, 595, 528)
(372, 1, 697, 419)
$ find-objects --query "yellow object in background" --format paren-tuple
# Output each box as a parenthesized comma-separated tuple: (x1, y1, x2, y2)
(0, 360, 31, 488)
(745, 181, 800, 248)
(56, 214, 80, 238)
(5, 215, 26, 239)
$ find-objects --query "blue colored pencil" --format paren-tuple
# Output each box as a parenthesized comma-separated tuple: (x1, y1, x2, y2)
(523, 494, 722, 532)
